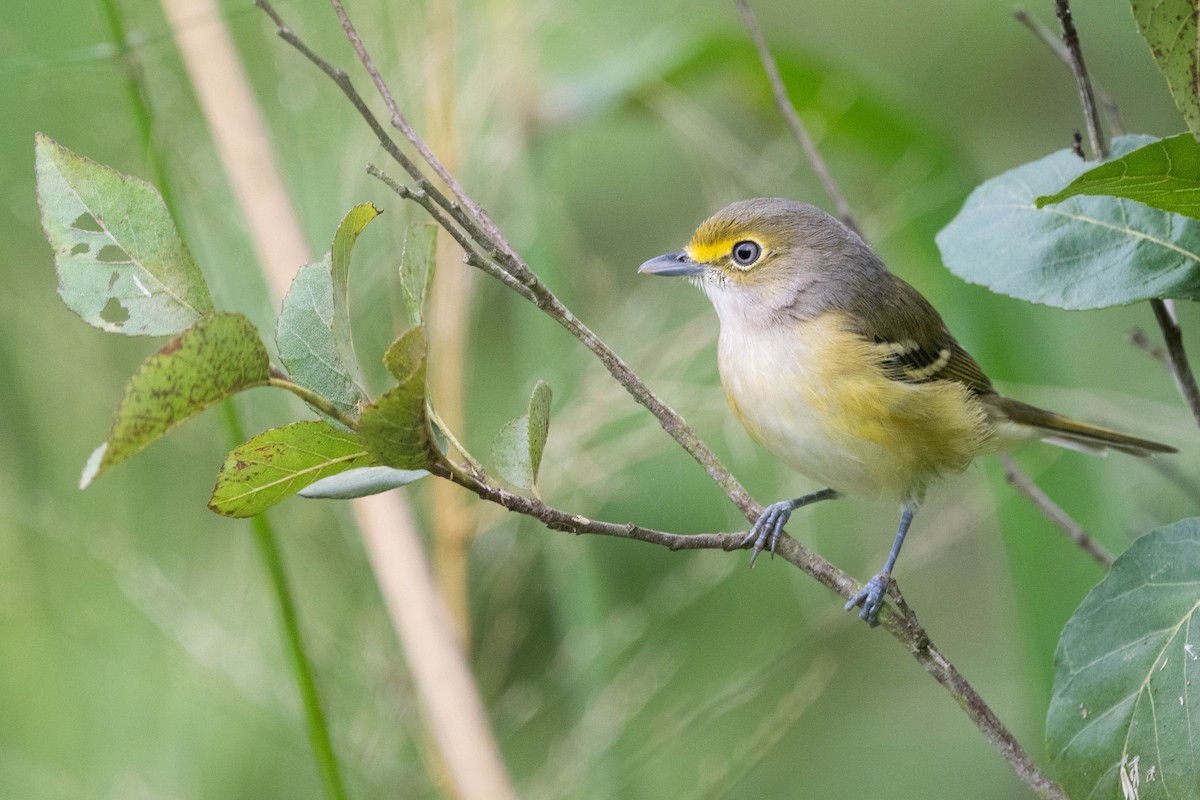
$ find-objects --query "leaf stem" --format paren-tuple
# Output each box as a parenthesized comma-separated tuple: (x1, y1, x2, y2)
(268, 374, 360, 431)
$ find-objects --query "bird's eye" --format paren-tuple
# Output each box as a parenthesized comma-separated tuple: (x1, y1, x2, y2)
(730, 240, 762, 268)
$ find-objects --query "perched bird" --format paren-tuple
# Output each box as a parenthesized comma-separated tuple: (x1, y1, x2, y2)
(639, 197, 1175, 627)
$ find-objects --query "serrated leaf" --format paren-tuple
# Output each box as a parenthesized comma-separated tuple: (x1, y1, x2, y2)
(1047, 519, 1200, 800)
(937, 135, 1200, 309)
(208, 421, 376, 517)
(527, 380, 551, 493)
(35, 132, 214, 335)
(1132, 0, 1200, 138)
(358, 359, 433, 470)
(276, 260, 366, 419)
(383, 325, 427, 381)
(491, 381, 553, 495)
(80, 313, 270, 488)
(399, 222, 437, 325)
(299, 465, 428, 499)
(1037, 133, 1200, 219)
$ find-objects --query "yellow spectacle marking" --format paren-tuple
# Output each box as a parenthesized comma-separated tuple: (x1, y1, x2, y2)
(686, 236, 760, 265)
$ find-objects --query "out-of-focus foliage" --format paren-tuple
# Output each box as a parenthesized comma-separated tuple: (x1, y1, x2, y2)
(2, 1, 1196, 799)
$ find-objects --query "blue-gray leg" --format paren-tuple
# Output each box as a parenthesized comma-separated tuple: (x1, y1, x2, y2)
(742, 488, 840, 567)
(845, 503, 917, 627)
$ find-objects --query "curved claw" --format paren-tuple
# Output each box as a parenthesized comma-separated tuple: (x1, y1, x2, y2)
(844, 573, 890, 628)
(741, 500, 795, 568)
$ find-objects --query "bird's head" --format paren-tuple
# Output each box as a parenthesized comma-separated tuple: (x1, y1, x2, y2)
(638, 197, 880, 323)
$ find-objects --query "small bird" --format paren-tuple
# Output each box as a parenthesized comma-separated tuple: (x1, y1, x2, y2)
(639, 198, 1175, 627)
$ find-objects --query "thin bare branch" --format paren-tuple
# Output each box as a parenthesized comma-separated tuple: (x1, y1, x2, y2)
(998, 453, 1113, 569)
(257, 2, 1069, 794)
(1052, 0, 1107, 159)
(1129, 326, 1168, 365)
(1150, 298, 1200, 428)
(434, 459, 1068, 800)
(1013, 7, 1124, 135)
(734, 0, 860, 236)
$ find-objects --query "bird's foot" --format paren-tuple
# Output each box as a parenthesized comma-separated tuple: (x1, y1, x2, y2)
(844, 572, 892, 628)
(741, 500, 795, 568)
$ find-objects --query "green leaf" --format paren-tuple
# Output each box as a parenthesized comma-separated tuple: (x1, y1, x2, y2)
(329, 203, 380, 380)
(1132, 0, 1200, 138)
(491, 381, 553, 495)
(358, 359, 433, 470)
(527, 380, 551, 493)
(80, 313, 270, 488)
(1037, 133, 1200, 219)
(34, 132, 214, 335)
(399, 222, 437, 325)
(275, 204, 379, 421)
(1047, 519, 1200, 800)
(299, 465, 428, 500)
(383, 326, 427, 382)
(276, 261, 366, 420)
(936, 135, 1200, 309)
(208, 421, 377, 517)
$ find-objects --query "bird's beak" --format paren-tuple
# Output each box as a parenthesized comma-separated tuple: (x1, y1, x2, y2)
(637, 250, 704, 277)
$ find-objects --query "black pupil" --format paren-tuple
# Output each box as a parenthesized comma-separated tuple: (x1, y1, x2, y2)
(733, 241, 760, 265)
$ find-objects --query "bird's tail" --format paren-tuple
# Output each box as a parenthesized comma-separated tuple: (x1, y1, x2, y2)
(986, 396, 1176, 457)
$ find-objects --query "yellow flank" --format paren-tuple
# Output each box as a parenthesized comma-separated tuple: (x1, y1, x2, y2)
(719, 312, 997, 502)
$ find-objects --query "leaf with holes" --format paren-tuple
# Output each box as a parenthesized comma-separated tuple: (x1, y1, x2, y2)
(209, 421, 377, 517)
(491, 381, 552, 495)
(399, 222, 437, 326)
(35, 132, 214, 335)
(1132, 0, 1200, 138)
(1046, 519, 1200, 800)
(80, 313, 271, 488)
(937, 135, 1200, 309)
(1037, 134, 1200, 220)
(299, 465, 429, 500)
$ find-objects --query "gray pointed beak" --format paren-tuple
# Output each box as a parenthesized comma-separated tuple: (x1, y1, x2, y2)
(637, 250, 704, 277)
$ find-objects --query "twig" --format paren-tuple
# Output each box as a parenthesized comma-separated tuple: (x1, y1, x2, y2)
(734, 0, 860, 237)
(259, 2, 1068, 795)
(433, 461, 1068, 799)
(1129, 326, 1167, 365)
(267, 374, 361, 431)
(1052, 0, 1107, 159)
(997, 453, 1113, 569)
(184, 4, 518, 798)
(1013, 7, 1124, 135)
(258, 0, 758, 518)
(1150, 299, 1200, 428)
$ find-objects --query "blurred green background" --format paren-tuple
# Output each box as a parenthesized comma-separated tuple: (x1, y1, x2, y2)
(2, 0, 1197, 797)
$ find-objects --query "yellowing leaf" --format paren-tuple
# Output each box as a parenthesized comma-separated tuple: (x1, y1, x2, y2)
(81, 313, 270, 487)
